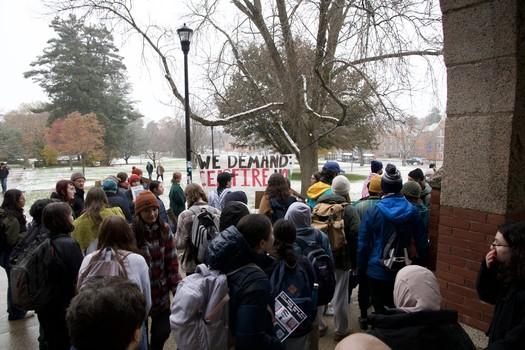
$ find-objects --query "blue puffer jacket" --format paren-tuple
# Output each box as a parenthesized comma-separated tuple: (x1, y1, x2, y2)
(357, 194, 428, 281)
(205, 226, 282, 350)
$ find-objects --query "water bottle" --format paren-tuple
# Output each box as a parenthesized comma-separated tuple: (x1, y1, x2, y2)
(312, 283, 319, 311)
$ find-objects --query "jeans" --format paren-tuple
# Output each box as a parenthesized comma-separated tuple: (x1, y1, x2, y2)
(0, 249, 27, 320)
(1, 177, 7, 193)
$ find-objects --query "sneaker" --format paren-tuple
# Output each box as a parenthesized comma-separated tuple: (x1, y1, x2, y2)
(325, 304, 334, 316)
(8, 311, 35, 321)
(333, 332, 351, 342)
(358, 317, 368, 330)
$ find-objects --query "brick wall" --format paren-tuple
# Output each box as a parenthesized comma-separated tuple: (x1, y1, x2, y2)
(430, 188, 525, 331)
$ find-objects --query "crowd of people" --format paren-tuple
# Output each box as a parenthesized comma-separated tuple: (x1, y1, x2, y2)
(0, 160, 523, 350)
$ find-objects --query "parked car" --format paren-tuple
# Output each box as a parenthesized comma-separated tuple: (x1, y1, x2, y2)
(406, 157, 424, 165)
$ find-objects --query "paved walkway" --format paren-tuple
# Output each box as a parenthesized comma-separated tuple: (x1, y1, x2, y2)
(0, 264, 487, 349)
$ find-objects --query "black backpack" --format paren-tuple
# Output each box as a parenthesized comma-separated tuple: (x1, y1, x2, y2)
(10, 235, 65, 311)
(379, 223, 412, 272)
(269, 196, 297, 223)
(295, 231, 336, 306)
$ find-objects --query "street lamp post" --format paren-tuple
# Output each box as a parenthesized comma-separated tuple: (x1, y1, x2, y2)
(177, 23, 194, 184)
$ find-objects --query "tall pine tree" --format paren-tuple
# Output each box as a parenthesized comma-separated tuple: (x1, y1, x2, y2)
(24, 14, 142, 162)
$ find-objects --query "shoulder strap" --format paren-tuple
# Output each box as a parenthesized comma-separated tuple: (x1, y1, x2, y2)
(295, 236, 308, 252)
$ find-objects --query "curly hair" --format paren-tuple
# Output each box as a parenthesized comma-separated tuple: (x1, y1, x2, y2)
(264, 173, 290, 201)
(499, 221, 525, 282)
(184, 183, 207, 207)
(29, 198, 55, 225)
(83, 187, 109, 230)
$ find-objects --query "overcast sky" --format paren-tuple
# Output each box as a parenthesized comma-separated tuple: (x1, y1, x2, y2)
(1, 1, 446, 123)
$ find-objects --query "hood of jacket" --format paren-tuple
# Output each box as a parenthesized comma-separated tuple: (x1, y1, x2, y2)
(306, 181, 331, 200)
(317, 193, 347, 204)
(284, 202, 312, 229)
(376, 193, 417, 224)
(394, 265, 441, 312)
(421, 182, 431, 197)
(205, 226, 255, 272)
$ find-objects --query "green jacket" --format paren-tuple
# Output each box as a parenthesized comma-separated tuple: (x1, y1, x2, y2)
(0, 208, 26, 248)
(169, 182, 186, 218)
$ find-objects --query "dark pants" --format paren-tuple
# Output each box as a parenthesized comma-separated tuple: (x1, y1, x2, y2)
(358, 271, 371, 318)
(156, 174, 164, 181)
(149, 309, 171, 350)
(37, 310, 70, 350)
(368, 277, 395, 315)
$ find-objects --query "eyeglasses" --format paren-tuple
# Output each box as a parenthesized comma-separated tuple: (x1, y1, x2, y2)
(491, 241, 510, 248)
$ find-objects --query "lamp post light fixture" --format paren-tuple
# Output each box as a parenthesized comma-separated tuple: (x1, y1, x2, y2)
(177, 23, 194, 184)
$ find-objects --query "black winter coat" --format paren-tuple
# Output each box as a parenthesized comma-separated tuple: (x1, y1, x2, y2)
(477, 261, 525, 349)
(205, 226, 282, 350)
(369, 309, 476, 350)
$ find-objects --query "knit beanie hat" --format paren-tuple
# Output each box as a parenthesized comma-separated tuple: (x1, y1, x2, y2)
(102, 178, 118, 194)
(331, 175, 351, 196)
(368, 175, 382, 195)
(134, 190, 159, 214)
(402, 181, 421, 199)
(408, 168, 425, 181)
(381, 163, 403, 194)
(128, 174, 141, 184)
(371, 160, 383, 174)
(71, 172, 85, 182)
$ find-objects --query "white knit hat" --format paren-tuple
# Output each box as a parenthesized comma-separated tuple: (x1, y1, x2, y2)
(331, 175, 350, 196)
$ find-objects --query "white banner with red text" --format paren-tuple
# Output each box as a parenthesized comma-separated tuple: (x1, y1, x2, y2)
(196, 154, 296, 190)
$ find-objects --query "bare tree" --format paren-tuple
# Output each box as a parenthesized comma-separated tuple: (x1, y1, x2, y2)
(45, 0, 443, 192)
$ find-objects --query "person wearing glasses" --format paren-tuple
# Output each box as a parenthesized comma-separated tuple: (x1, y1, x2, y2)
(476, 221, 525, 349)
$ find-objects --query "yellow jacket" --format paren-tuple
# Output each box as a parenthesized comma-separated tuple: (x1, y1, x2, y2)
(71, 207, 124, 252)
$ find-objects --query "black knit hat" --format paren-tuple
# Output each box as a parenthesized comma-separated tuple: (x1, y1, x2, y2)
(381, 163, 403, 194)
(408, 168, 425, 181)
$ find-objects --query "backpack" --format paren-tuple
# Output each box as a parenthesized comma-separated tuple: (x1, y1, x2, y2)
(184, 206, 220, 266)
(10, 235, 63, 311)
(9, 223, 47, 267)
(379, 224, 412, 272)
(311, 202, 347, 251)
(269, 196, 297, 223)
(77, 247, 130, 290)
(295, 231, 336, 306)
(170, 263, 230, 350)
(269, 259, 314, 335)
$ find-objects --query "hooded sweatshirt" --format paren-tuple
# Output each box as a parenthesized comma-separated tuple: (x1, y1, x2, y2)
(357, 193, 428, 281)
(368, 265, 476, 350)
(285, 202, 333, 260)
(306, 181, 332, 208)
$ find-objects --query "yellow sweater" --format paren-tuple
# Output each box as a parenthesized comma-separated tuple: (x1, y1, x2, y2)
(71, 207, 124, 252)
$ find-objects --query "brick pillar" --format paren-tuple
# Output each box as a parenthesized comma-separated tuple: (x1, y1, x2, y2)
(438, 0, 525, 331)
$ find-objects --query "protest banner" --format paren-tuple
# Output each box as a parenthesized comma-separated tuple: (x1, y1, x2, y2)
(196, 154, 296, 190)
